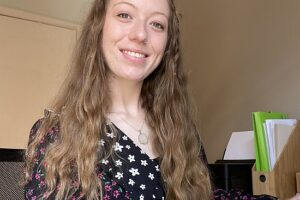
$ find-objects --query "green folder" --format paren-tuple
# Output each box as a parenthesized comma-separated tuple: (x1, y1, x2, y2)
(252, 112, 287, 172)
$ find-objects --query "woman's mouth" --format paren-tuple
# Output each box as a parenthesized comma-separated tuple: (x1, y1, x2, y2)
(121, 49, 148, 59)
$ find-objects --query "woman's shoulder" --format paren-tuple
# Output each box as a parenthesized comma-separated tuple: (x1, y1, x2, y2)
(28, 118, 60, 146)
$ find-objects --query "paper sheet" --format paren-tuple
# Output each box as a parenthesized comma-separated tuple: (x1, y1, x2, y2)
(223, 131, 255, 160)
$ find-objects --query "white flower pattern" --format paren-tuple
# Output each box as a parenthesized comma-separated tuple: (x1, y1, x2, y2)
(101, 125, 165, 199)
(128, 155, 135, 162)
(129, 168, 140, 176)
(106, 132, 114, 138)
(115, 172, 123, 179)
(101, 159, 109, 165)
(114, 142, 124, 152)
(99, 139, 105, 146)
(115, 159, 122, 166)
(128, 179, 135, 186)
(148, 173, 154, 180)
(140, 184, 146, 190)
(141, 160, 148, 166)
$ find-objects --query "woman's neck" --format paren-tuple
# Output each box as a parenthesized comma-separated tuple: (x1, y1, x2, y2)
(108, 76, 144, 117)
(107, 76, 157, 159)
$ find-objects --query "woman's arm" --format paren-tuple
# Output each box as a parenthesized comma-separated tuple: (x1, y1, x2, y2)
(24, 120, 57, 200)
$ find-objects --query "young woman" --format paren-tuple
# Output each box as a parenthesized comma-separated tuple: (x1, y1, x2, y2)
(24, 0, 280, 199)
(24, 0, 212, 199)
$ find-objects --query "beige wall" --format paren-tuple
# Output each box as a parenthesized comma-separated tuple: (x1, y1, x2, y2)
(177, 0, 300, 163)
(0, 6, 78, 149)
(1, 0, 300, 163)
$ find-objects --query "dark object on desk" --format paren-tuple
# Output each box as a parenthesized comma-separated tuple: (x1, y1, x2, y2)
(209, 159, 255, 194)
(0, 148, 25, 200)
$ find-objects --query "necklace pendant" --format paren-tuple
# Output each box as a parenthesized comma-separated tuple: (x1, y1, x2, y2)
(138, 130, 148, 144)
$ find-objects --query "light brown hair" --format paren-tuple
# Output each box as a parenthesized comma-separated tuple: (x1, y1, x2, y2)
(25, 0, 212, 199)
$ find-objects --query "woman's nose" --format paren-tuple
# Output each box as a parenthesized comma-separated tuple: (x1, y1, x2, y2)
(128, 20, 148, 44)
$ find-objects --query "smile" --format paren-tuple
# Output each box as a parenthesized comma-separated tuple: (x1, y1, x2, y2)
(121, 50, 148, 58)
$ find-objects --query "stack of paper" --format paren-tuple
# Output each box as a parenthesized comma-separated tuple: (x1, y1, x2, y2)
(264, 119, 296, 170)
(252, 112, 287, 172)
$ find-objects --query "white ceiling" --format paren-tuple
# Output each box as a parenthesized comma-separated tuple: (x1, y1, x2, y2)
(0, 0, 94, 24)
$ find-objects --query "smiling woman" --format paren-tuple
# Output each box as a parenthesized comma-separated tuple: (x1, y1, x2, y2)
(102, 0, 169, 82)
(23, 0, 212, 199)
(22, 0, 283, 199)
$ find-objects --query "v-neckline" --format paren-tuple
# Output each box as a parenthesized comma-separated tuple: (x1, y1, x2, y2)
(110, 122, 160, 161)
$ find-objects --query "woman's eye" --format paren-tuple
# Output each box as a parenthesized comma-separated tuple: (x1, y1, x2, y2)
(117, 13, 131, 19)
(150, 22, 165, 31)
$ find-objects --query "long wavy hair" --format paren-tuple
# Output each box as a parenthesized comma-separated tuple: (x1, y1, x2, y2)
(25, 0, 212, 199)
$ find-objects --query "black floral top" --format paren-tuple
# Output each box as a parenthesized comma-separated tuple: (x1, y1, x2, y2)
(25, 120, 165, 200)
(99, 125, 165, 199)
(24, 120, 277, 200)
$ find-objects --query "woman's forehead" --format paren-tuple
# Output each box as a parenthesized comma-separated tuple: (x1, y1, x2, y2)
(107, 0, 170, 17)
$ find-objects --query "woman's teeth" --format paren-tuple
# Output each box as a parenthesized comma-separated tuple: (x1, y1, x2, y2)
(122, 50, 146, 58)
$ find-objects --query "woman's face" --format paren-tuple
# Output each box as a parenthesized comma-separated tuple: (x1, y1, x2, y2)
(102, 0, 170, 82)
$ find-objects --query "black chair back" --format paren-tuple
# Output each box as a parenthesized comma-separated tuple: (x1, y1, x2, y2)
(0, 149, 25, 200)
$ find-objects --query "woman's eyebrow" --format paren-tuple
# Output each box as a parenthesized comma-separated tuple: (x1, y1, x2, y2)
(112, 1, 136, 9)
(112, 1, 169, 19)
(151, 11, 169, 20)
